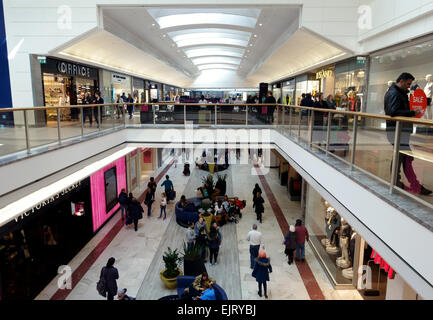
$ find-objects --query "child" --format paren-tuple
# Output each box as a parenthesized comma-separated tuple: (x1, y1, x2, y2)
(159, 192, 167, 220)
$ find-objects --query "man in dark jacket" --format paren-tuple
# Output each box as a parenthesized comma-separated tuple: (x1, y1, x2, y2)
(300, 93, 314, 120)
(118, 189, 128, 221)
(264, 91, 276, 124)
(385, 73, 431, 195)
(128, 198, 144, 231)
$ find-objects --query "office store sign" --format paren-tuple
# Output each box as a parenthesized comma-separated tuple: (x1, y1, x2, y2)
(14, 181, 81, 223)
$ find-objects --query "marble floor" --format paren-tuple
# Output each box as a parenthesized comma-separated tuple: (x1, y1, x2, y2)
(36, 151, 363, 300)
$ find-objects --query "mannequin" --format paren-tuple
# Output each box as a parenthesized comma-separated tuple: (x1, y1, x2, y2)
(336, 220, 351, 269)
(321, 206, 337, 247)
(342, 231, 357, 280)
(424, 74, 432, 120)
(324, 209, 341, 255)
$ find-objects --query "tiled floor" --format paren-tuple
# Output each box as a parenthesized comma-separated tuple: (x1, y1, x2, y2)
(36, 151, 364, 300)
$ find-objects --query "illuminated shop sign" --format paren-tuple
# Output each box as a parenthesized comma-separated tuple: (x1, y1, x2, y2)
(316, 69, 333, 80)
(57, 62, 91, 78)
(14, 181, 82, 222)
(371, 249, 395, 279)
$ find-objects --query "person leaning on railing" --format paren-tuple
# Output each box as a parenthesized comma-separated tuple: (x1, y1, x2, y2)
(384, 72, 432, 196)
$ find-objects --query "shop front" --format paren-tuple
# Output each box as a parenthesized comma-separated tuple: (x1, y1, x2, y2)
(41, 57, 99, 122)
(367, 35, 433, 130)
(333, 57, 367, 112)
(304, 182, 422, 299)
(0, 179, 93, 300)
(90, 156, 126, 232)
(282, 79, 295, 105)
(102, 70, 132, 103)
(132, 77, 146, 104)
(295, 74, 320, 105)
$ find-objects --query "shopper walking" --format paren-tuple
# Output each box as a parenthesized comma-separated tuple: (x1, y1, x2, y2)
(196, 227, 208, 262)
(264, 91, 276, 124)
(159, 192, 167, 220)
(126, 93, 134, 119)
(247, 224, 264, 269)
(118, 188, 128, 222)
(186, 223, 196, 251)
(147, 177, 157, 200)
(161, 175, 174, 203)
(252, 183, 262, 202)
(253, 192, 265, 223)
(207, 225, 222, 265)
(295, 219, 309, 262)
(82, 91, 93, 126)
(92, 91, 104, 128)
(99, 257, 119, 301)
(128, 198, 143, 232)
(283, 225, 297, 265)
(144, 187, 154, 217)
(385, 72, 432, 195)
(252, 250, 272, 298)
(194, 217, 208, 236)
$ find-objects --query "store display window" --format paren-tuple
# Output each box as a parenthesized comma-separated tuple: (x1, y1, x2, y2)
(334, 58, 367, 112)
(295, 74, 320, 105)
(367, 37, 433, 119)
(132, 77, 145, 104)
(41, 58, 99, 123)
(282, 79, 295, 105)
(0, 179, 92, 300)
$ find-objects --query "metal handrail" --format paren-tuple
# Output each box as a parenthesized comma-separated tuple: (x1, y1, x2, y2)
(1, 103, 432, 126)
(0, 100, 431, 211)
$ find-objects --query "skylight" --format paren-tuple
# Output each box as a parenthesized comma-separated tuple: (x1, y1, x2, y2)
(192, 56, 241, 65)
(185, 48, 245, 58)
(197, 64, 239, 71)
(176, 38, 248, 48)
(171, 31, 250, 43)
(155, 13, 258, 29)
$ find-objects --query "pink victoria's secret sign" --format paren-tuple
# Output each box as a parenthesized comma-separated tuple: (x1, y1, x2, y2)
(90, 157, 126, 232)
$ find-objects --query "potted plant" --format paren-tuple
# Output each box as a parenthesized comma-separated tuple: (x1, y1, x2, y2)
(182, 242, 207, 277)
(160, 247, 183, 289)
(201, 174, 215, 189)
(215, 174, 227, 196)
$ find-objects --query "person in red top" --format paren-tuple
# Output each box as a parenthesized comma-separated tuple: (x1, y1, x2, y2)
(295, 219, 309, 262)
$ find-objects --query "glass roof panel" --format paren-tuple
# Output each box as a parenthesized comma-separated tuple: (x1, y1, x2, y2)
(197, 64, 239, 70)
(156, 13, 257, 29)
(192, 56, 241, 65)
(176, 38, 248, 48)
(185, 48, 245, 58)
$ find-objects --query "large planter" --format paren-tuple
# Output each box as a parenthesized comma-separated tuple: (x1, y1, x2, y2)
(183, 258, 207, 277)
(160, 268, 183, 289)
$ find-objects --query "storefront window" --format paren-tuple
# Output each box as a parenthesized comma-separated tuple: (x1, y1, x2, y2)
(282, 79, 295, 105)
(333, 57, 367, 112)
(295, 75, 320, 105)
(132, 77, 145, 104)
(305, 183, 355, 288)
(367, 38, 433, 118)
(103, 71, 132, 103)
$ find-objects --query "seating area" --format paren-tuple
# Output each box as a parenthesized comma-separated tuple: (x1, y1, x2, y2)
(177, 276, 228, 300)
(175, 197, 202, 227)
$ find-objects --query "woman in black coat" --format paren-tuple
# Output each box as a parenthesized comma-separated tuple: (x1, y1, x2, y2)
(128, 198, 144, 231)
(252, 184, 262, 202)
(252, 250, 272, 298)
(253, 192, 265, 223)
(100, 257, 119, 300)
(283, 225, 297, 265)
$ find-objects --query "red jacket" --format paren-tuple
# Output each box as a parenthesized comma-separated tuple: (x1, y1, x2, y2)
(235, 199, 245, 210)
(295, 226, 309, 244)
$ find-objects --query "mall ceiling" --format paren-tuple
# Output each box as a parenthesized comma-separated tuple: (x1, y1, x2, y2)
(52, 5, 350, 88)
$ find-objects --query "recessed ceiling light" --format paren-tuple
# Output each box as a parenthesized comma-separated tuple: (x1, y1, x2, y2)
(162, 34, 167, 38)
(249, 44, 253, 47)
(253, 34, 257, 37)
(259, 23, 263, 26)
(152, 23, 156, 26)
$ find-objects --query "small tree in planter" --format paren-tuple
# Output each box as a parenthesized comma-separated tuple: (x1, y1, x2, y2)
(160, 247, 183, 289)
(215, 174, 227, 196)
(182, 242, 207, 277)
